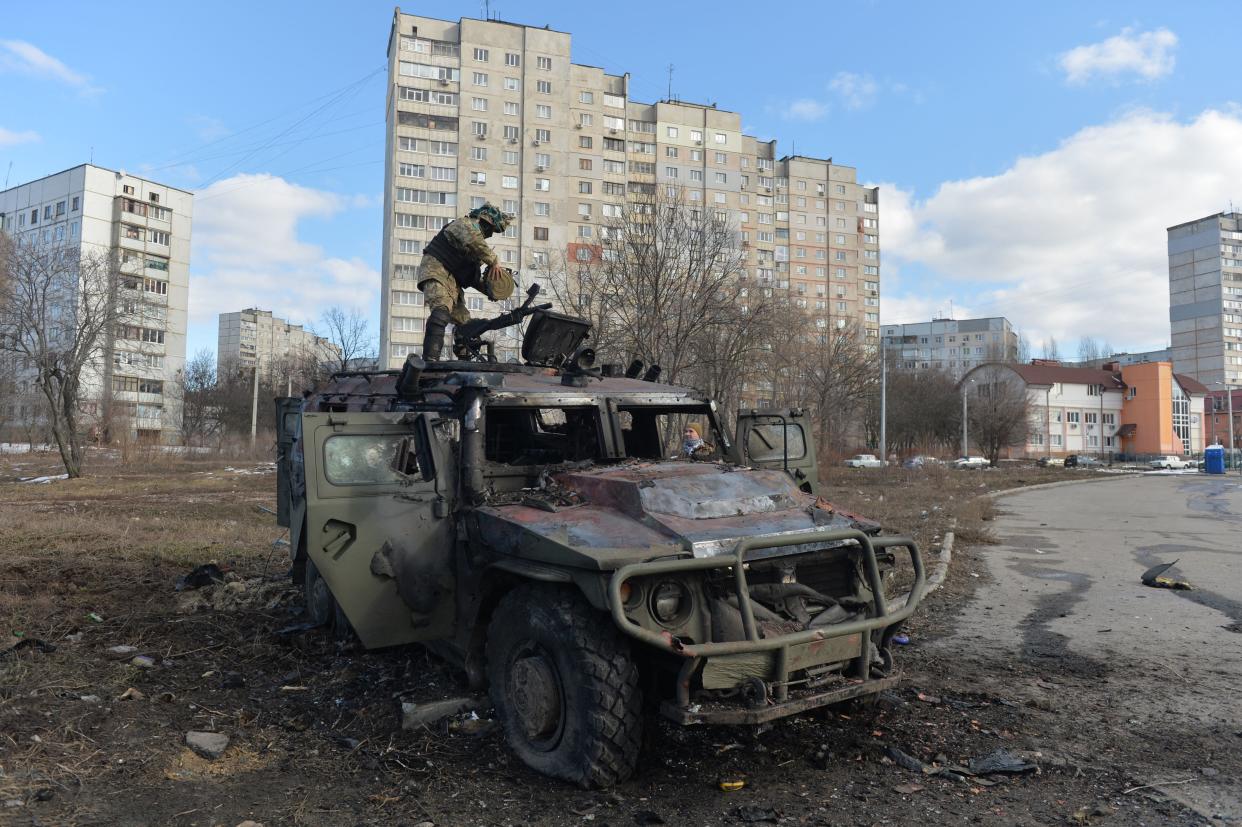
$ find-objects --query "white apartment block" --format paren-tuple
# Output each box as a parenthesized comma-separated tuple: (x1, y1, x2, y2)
(0, 164, 192, 443)
(1167, 211, 1242, 386)
(379, 11, 881, 368)
(217, 308, 340, 374)
(881, 316, 1017, 378)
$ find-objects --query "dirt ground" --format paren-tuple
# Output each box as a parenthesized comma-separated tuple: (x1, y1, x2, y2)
(0, 453, 1210, 826)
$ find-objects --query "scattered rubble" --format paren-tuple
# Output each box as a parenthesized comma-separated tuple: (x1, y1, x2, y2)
(185, 731, 230, 760)
(400, 696, 485, 730)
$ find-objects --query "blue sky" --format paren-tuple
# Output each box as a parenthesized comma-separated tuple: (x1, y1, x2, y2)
(4, 1, 1242, 360)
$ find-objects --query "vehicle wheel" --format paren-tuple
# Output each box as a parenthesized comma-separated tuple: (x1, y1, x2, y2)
(303, 556, 334, 627)
(485, 584, 642, 788)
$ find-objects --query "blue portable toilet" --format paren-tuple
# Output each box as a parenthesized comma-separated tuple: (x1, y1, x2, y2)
(1205, 444, 1225, 475)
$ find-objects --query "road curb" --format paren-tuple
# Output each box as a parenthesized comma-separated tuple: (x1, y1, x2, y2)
(981, 472, 1143, 501)
(922, 530, 954, 598)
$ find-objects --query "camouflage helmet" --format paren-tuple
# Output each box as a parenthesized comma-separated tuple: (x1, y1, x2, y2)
(469, 202, 512, 232)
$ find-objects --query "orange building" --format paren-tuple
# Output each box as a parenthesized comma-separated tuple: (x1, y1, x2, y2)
(1116, 363, 1207, 457)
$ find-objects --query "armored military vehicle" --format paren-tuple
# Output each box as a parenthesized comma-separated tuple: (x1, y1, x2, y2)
(275, 286, 924, 788)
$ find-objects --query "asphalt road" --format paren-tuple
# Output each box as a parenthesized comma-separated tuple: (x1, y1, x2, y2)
(931, 474, 1242, 825)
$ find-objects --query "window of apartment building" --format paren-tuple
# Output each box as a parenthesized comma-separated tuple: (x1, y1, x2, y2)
(397, 239, 420, 254)
(602, 181, 625, 196)
(398, 137, 421, 153)
(533, 228, 548, 244)
(471, 96, 488, 111)
(629, 119, 655, 133)
(43, 205, 53, 220)
(537, 80, 552, 94)
(392, 316, 424, 333)
(1066, 411, 1081, 423)
(578, 225, 592, 238)
(501, 125, 520, 142)
(690, 169, 703, 182)
(577, 202, 592, 218)
(535, 178, 550, 191)
(495, 150, 514, 166)
(470, 171, 487, 185)
(536, 104, 552, 119)
(579, 113, 593, 127)
(393, 291, 423, 306)
(666, 146, 679, 159)
(472, 72, 488, 86)
(579, 181, 592, 194)
(505, 52, 520, 66)
(603, 93, 624, 108)
(144, 278, 168, 295)
(471, 121, 488, 137)
(498, 101, 518, 117)
(863, 265, 879, 275)
(664, 167, 678, 179)
(577, 136, 594, 151)
(535, 128, 551, 142)
(430, 141, 457, 155)
(602, 137, 625, 152)
(1103, 413, 1116, 425)
(533, 152, 551, 168)
(473, 47, 489, 62)
(578, 158, 593, 171)
(666, 126, 679, 139)
(629, 140, 654, 153)
(714, 132, 727, 144)
(502, 175, 518, 189)
(504, 76, 519, 91)
(536, 56, 552, 70)
(55, 200, 66, 217)
(579, 90, 594, 104)
(123, 184, 135, 195)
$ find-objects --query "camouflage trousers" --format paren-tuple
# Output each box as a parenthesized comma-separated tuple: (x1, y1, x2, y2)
(417, 257, 515, 325)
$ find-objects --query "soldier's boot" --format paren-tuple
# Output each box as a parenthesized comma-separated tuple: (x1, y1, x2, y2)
(422, 307, 451, 360)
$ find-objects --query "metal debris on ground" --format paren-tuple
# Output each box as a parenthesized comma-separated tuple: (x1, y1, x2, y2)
(1, 638, 56, 658)
(175, 563, 229, 591)
(733, 804, 779, 823)
(967, 748, 1038, 775)
(1140, 560, 1192, 590)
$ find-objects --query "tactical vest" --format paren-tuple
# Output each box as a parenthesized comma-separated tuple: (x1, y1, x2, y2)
(423, 224, 480, 285)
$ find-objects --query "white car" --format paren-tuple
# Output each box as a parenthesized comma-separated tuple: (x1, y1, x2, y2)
(843, 454, 885, 468)
(952, 456, 989, 469)
(1150, 455, 1192, 470)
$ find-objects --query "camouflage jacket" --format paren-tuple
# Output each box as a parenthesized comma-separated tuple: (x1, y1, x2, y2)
(419, 217, 498, 291)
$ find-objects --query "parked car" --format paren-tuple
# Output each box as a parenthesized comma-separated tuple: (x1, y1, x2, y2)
(1036, 456, 1065, 468)
(952, 456, 989, 469)
(1064, 454, 1103, 468)
(1150, 455, 1193, 470)
(902, 455, 942, 469)
(843, 454, 885, 468)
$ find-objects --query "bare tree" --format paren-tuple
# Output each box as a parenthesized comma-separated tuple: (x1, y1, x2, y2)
(966, 365, 1030, 466)
(0, 240, 123, 477)
(547, 187, 748, 390)
(1016, 332, 1032, 364)
(177, 348, 219, 446)
(318, 306, 374, 373)
(1041, 337, 1060, 361)
(881, 366, 961, 456)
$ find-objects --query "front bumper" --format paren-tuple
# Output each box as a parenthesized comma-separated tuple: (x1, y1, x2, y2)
(607, 529, 924, 724)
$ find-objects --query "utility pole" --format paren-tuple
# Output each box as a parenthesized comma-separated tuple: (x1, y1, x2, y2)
(961, 385, 968, 457)
(879, 354, 887, 463)
(1229, 385, 1236, 473)
(250, 359, 260, 449)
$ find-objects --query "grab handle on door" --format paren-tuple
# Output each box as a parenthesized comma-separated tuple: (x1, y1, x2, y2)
(322, 519, 356, 557)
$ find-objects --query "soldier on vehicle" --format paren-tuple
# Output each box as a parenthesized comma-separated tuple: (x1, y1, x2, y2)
(418, 203, 516, 360)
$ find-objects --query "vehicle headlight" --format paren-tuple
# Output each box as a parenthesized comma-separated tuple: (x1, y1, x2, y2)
(650, 581, 690, 626)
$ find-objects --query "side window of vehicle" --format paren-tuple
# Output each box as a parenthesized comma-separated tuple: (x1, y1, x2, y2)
(746, 423, 807, 462)
(323, 435, 404, 485)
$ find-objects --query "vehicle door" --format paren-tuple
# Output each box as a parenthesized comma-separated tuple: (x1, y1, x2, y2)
(304, 409, 457, 648)
(732, 409, 820, 495)
(274, 397, 302, 530)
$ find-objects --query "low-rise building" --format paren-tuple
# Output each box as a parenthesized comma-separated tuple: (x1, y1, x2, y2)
(1204, 388, 1242, 447)
(962, 359, 1205, 459)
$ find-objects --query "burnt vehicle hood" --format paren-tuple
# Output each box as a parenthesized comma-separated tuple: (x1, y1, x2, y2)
(472, 461, 875, 571)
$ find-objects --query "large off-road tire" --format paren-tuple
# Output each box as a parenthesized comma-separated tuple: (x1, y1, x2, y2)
(485, 584, 642, 788)
(303, 557, 356, 643)
(303, 556, 334, 627)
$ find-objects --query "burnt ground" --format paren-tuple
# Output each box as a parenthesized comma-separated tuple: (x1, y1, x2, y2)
(0, 455, 1214, 826)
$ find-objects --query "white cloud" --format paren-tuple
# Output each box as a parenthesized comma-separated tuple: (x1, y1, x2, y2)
(828, 71, 878, 110)
(191, 174, 379, 330)
(1059, 27, 1177, 85)
(782, 98, 828, 122)
(0, 39, 101, 94)
(879, 108, 1242, 350)
(0, 126, 39, 147)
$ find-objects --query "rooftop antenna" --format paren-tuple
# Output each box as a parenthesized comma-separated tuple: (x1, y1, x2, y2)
(667, 63, 674, 100)
(4, 162, 11, 190)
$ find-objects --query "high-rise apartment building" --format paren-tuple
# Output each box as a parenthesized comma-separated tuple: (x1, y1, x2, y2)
(0, 164, 192, 443)
(379, 11, 880, 368)
(881, 316, 1018, 377)
(1167, 212, 1242, 386)
(217, 309, 340, 374)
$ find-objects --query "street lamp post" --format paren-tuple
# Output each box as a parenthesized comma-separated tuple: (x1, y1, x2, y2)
(960, 378, 976, 457)
(1210, 382, 1236, 472)
(250, 358, 260, 450)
